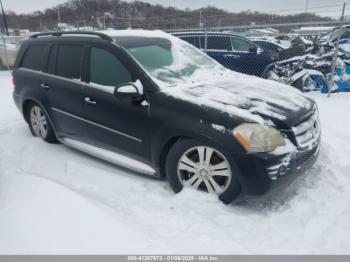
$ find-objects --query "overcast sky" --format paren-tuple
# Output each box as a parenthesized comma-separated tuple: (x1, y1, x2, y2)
(2, 0, 349, 17)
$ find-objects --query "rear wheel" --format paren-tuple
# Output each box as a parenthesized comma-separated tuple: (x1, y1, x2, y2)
(27, 103, 57, 143)
(166, 139, 241, 204)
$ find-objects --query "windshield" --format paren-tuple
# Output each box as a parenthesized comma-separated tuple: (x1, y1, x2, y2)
(114, 36, 226, 87)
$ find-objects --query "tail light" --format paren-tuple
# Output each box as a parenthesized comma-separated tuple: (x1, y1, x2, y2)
(12, 78, 16, 87)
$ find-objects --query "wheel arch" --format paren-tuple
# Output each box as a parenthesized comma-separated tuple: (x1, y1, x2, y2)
(22, 98, 57, 134)
(154, 130, 223, 179)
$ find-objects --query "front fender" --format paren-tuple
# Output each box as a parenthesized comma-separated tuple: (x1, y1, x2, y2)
(150, 116, 246, 171)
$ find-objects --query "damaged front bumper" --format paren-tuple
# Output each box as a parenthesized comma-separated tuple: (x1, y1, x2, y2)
(233, 136, 321, 197)
(262, 138, 321, 193)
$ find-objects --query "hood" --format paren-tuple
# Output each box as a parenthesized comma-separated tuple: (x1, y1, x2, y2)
(162, 73, 315, 128)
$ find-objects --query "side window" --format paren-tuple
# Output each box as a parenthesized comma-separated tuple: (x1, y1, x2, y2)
(256, 41, 277, 52)
(206, 36, 232, 51)
(231, 37, 256, 52)
(56, 45, 83, 79)
(90, 47, 132, 87)
(20, 45, 48, 71)
(181, 36, 200, 48)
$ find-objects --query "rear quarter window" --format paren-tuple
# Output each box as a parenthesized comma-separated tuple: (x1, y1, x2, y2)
(20, 45, 48, 71)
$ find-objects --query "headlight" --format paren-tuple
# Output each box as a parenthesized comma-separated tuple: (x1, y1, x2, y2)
(233, 123, 286, 153)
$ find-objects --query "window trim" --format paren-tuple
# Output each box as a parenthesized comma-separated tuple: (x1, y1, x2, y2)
(44, 44, 57, 74)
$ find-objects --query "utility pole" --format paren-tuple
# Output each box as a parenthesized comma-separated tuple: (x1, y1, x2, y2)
(57, 6, 61, 24)
(305, 0, 309, 13)
(199, 10, 207, 53)
(0, 0, 9, 35)
(328, 2, 346, 97)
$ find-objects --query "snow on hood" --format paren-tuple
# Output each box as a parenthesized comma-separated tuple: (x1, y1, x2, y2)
(162, 72, 314, 125)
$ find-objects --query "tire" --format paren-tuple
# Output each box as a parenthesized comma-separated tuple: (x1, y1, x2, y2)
(26, 102, 57, 143)
(165, 138, 241, 204)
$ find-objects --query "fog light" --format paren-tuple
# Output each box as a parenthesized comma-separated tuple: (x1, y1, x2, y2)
(278, 165, 287, 176)
(268, 172, 279, 181)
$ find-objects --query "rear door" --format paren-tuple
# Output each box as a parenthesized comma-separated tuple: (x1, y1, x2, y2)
(40, 44, 87, 140)
(13, 43, 49, 111)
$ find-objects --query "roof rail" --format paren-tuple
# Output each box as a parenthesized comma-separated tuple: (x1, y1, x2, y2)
(29, 31, 113, 41)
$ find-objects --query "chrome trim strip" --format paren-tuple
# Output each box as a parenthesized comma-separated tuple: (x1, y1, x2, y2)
(18, 68, 84, 85)
(59, 137, 156, 175)
(51, 107, 142, 143)
(85, 82, 114, 94)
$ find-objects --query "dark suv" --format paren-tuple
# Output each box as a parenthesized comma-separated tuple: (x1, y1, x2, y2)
(13, 30, 321, 204)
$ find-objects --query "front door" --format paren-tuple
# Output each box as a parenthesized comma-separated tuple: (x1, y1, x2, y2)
(81, 45, 151, 161)
(203, 35, 242, 73)
(230, 36, 271, 76)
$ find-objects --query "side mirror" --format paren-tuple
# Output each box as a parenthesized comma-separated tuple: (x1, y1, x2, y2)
(249, 47, 258, 53)
(114, 83, 140, 99)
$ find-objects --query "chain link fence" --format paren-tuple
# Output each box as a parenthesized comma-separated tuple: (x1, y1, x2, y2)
(1, 2, 350, 94)
(161, 6, 349, 94)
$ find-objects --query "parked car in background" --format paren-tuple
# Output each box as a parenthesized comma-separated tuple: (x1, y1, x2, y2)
(250, 38, 285, 61)
(0, 35, 18, 69)
(318, 25, 350, 44)
(250, 35, 308, 61)
(274, 34, 306, 57)
(13, 30, 321, 204)
(172, 31, 274, 76)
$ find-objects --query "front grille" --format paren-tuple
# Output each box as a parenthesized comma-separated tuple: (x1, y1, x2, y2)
(292, 108, 321, 149)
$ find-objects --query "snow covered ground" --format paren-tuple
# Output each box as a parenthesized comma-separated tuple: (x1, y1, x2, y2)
(0, 71, 350, 254)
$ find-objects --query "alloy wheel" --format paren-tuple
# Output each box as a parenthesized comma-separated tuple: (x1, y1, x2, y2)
(177, 146, 232, 195)
(30, 106, 48, 139)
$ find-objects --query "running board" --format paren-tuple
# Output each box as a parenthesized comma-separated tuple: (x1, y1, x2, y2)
(59, 137, 156, 175)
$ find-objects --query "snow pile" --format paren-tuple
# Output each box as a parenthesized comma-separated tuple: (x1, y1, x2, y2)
(0, 174, 147, 254)
(0, 71, 350, 254)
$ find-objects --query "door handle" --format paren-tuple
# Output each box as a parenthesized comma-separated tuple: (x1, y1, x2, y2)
(84, 97, 97, 105)
(223, 54, 240, 59)
(40, 83, 50, 89)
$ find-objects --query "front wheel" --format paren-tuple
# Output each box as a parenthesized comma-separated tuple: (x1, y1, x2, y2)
(166, 139, 241, 204)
